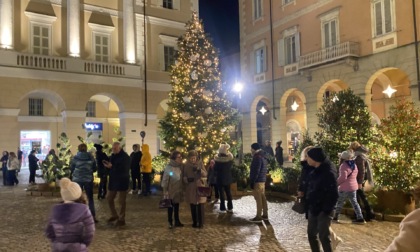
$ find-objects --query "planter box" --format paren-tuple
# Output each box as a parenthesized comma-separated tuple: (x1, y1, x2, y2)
(376, 190, 415, 215)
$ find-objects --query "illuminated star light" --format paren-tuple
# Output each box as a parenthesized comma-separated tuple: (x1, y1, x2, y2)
(259, 106, 267, 115)
(383, 85, 397, 98)
(291, 101, 299, 111)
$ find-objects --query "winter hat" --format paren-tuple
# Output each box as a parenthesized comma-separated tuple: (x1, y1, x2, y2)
(94, 144, 103, 151)
(60, 178, 82, 202)
(307, 147, 327, 162)
(218, 144, 230, 155)
(251, 143, 261, 151)
(339, 151, 354, 161)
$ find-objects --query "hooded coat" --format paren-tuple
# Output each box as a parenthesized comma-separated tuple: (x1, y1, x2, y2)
(183, 160, 207, 204)
(161, 159, 183, 203)
(45, 203, 95, 252)
(214, 153, 233, 186)
(140, 144, 152, 173)
(71, 152, 97, 183)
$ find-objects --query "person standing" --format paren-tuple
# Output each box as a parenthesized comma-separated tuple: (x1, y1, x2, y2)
(28, 150, 39, 184)
(183, 150, 207, 228)
(45, 178, 95, 251)
(103, 142, 130, 227)
(249, 143, 268, 222)
(349, 141, 375, 221)
(17, 147, 23, 172)
(140, 144, 152, 196)
(334, 151, 365, 224)
(206, 159, 219, 203)
(275, 141, 284, 166)
(94, 144, 109, 200)
(161, 151, 184, 229)
(1, 151, 9, 185)
(71, 144, 98, 223)
(305, 147, 339, 252)
(214, 144, 234, 213)
(297, 146, 314, 218)
(129, 144, 142, 195)
(263, 140, 274, 157)
(7, 152, 19, 185)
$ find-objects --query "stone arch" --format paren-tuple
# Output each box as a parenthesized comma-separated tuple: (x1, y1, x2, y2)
(250, 96, 271, 145)
(89, 92, 125, 113)
(19, 89, 66, 114)
(316, 79, 348, 109)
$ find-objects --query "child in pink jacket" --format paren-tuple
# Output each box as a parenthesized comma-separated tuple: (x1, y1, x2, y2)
(333, 151, 366, 224)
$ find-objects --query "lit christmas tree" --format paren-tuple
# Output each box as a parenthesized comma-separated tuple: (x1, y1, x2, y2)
(159, 12, 239, 161)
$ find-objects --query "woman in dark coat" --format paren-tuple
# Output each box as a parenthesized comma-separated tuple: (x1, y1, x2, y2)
(275, 141, 284, 166)
(214, 144, 234, 213)
(1, 151, 9, 185)
(28, 150, 39, 184)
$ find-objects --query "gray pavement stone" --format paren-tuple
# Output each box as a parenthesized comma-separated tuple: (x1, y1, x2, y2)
(0, 169, 400, 251)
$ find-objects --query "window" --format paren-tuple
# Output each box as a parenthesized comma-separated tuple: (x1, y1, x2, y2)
(285, 35, 297, 65)
(283, 0, 293, 4)
(278, 27, 300, 67)
(29, 98, 43, 116)
(253, 0, 262, 20)
(32, 25, 50, 55)
(373, 0, 394, 36)
(94, 34, 109, 62)
(323, 19, 338, 48)
(255, 47, 266, 74)
(86, 101, 96, 117)
(164, 46, 176, 71)
(163, 0, 173, 9)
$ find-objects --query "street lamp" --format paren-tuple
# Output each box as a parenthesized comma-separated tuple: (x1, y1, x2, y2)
(233, 81, 243, 98)
(233, 81, 244, 162)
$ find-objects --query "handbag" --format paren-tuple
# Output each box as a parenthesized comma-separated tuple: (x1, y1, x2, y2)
(197, 186, 211, 197)
(292, 198, 305, 214)
(159, 198, 172, 209)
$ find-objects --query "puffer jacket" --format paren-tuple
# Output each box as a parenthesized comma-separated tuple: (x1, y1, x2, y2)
(71, 152, 97, 183)
(140, 144, 152, 173)
(214, 153, 233, 186)
(337, 160, 358, 192)
(45, 203, 95, 252)
(250, 150, 268, 183)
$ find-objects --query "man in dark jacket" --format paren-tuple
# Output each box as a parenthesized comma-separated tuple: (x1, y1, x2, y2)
(129, 144, 142, 195)
(103, 142, 130, 226)
(305, 147, 339, 252)
(214, 144, 234, 213)
(249, 143, 268, 222)
(263, 140, 275, 157)
(94, 144, 109, 200)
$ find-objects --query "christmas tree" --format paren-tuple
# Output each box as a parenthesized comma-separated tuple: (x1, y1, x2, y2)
(159, 12, 239, 161)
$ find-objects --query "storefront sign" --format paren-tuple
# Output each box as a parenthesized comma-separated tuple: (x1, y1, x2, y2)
(84, 123, 103, 131)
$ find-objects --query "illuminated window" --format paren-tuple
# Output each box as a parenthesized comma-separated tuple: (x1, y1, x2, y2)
(94, 34, 110, 62)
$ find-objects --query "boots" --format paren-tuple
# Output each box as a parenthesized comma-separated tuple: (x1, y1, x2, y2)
(190, 204, 199, 228)
(173, 203, 183, 227)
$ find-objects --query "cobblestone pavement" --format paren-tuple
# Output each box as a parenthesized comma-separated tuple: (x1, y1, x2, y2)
(0, 169, 400, 252)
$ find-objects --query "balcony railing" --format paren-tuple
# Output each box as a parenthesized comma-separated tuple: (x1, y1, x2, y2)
(0, 50, 140, 78)
(299, 41, 360, 69)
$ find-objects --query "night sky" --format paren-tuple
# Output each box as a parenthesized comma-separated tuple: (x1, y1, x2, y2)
(199, 0, 239, 57)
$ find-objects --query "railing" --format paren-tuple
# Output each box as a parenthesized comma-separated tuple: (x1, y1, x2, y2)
(17, 54, 67, 70)
(299, 41, 360, 69)
(84, 62, 125, 76)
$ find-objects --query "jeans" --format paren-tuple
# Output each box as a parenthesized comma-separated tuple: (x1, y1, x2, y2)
(7, 170, 18, 185)
(76, 181, 96, 218)
(307, 211, 333, 252)
(207, 184, 219, 201)
(2, 166, 7, 185)
(98, 175, 108, 199)
(167, 202, 181, 224)
(335, 191, 363, 220)
(142, 173, 151, 195)
(29, 168, 36, 184)
(253, 182, 268, 218)
(357, 188, 374, 220)
(107, 190, 127, 222)
(218, 184, 233, 211)
(131, 171, 141, 191)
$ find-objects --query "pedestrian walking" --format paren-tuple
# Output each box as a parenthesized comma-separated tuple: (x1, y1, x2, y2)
(183, 150, 207, 228)
(70, 144, 98, 223)
(94, 144, 109, 200)
(1, 151, 9, 185)
(275, 141, 284, 166)
(140, 144, 152, 196)
(305, 147, 339, 252)
(349, 141, 375, 221)
(214, 144, 234, 213)
(129, 144, 142, 195)
(206, 159, 219, 203)
(28, 150, 39, 184)
(249, 143, 268, 222)
(7, 152, 19, 185)
(161, 150, 184, 229)
(45, 178, 95, 251)
(334, 151, 366, 224)
(103, 142, 130, 227)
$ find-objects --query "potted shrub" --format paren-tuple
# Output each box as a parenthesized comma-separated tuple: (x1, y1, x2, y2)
(370, 99, 420, 214)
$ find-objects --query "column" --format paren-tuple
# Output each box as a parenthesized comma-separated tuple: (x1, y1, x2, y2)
(67, 0, 80, 57)
(123, 0, 136, 63)
(0, 0, 13, 49)
(61, 110, 86, 152)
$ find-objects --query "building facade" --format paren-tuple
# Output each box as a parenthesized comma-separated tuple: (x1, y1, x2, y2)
(239, 0, 420, 161)
(0, 0, 198, 159)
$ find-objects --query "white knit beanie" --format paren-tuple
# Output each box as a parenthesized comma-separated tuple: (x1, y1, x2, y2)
(218, 144, 230, 155)
(60, 178, 82, 202)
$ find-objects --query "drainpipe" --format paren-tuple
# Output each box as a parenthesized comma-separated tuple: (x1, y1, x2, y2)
(269, 0, 277, 119)
(412, 0, 420, 100)
(143, 0, 148, 126)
